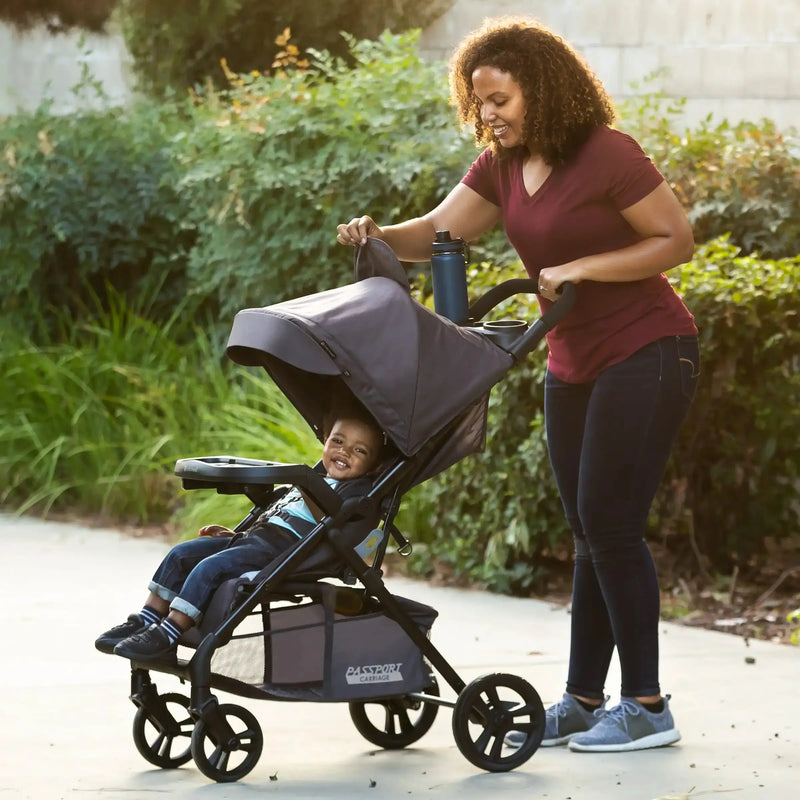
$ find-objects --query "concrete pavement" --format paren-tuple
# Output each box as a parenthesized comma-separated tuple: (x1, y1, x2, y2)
(1, 514, 797, 799)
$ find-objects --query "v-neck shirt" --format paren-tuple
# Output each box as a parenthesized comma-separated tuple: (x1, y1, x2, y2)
(461, 125, 697, 383)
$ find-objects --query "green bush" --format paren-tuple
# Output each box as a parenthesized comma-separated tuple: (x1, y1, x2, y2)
(407, 240, 800, 592)
(661, 239, 800, 568)
(618, 83, 800, 259)
(0, 101, 194, 339)
(0, 32, 474, 338)
(177, 30, 474, 322)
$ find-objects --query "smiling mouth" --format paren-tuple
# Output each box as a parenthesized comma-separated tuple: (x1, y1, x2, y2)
(492, 124, 509, 137)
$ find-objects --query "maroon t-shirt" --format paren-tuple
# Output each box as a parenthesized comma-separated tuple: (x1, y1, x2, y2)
(462, 125, 697, 383)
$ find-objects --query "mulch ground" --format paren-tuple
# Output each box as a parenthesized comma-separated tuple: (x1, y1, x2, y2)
(391, 548, 800, 648)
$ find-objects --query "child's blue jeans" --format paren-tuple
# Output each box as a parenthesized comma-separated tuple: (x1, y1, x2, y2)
(544, 334, 700, 699)
(148, 525, 299, 620)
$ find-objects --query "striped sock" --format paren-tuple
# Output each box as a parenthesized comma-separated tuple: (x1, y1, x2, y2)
(159, 617, 185, 644)
(140, 606, 162, 627)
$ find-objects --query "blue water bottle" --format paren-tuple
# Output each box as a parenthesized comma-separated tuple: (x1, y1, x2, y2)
(430, 230, 469, 324)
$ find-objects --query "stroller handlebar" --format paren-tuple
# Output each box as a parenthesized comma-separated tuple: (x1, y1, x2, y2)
(509, 280, 576, 361)
(465, 279, 577, 362)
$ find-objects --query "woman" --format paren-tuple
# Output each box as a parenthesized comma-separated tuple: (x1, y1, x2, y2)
(336, 17, 699, 753)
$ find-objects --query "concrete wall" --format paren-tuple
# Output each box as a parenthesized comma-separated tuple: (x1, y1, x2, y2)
(1, 1, 799, 130)
(0, 21, 133, 115)
(419, 0, 800, 130)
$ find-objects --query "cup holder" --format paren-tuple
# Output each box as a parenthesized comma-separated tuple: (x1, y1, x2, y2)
(482, 319, 528, 350)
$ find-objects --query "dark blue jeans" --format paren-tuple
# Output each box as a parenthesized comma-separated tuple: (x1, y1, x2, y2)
(544, 335, 700, 699)
(148, 526, 299, 620)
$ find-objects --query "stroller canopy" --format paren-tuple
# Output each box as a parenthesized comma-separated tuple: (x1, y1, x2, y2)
(226, 239, 513, 482)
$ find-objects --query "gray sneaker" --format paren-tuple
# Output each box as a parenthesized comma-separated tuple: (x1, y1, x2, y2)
(505, 692, 608, 748)
(568, 696, 681, 752)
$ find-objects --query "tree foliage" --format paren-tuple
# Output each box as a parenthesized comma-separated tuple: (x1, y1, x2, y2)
(117, 0, 455, 98)
(0, 0, 115, 32)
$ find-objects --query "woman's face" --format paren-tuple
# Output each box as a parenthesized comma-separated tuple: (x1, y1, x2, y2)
(471, 66, 527, 148)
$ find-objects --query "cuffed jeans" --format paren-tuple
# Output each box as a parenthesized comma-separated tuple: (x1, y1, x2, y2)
(148, 525, 299, 620)
(544, 335, 700, 699)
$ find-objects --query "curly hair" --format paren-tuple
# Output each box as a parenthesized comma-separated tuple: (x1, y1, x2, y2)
(449, 17, 615, 164)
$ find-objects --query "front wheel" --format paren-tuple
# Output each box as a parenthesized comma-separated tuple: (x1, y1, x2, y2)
(349, 676, 440, 749)
(132, 691, 194, 768)
(191, 703, 263, 783)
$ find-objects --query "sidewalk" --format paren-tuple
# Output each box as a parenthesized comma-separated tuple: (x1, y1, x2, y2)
(1, 514, 797, 799)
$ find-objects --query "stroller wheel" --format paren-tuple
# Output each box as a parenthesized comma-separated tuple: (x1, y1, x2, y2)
(191, 703, 263, 783)
(132, 691, 194, 769)
(349, 676, 440, 749)
(452, 673, 544, 772)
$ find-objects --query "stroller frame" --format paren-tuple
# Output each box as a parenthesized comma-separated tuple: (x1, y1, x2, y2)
(120, 278, 576, 783)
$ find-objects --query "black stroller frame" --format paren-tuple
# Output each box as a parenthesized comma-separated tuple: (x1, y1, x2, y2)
(117, 241, 576, 783)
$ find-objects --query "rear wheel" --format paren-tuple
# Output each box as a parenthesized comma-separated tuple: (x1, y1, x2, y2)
(349, 676, 440, 749)
(452, 673, 544, 771)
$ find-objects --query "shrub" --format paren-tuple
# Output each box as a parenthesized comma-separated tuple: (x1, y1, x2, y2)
(618, 81, 800, 259)
(177, 30, 475, 321)
(0, 100, 194, 340)
(661, 239, 800, 570)
(0, 32, 475, 338)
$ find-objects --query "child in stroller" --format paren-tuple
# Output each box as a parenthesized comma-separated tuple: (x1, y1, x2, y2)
(95, 400, 386, 662)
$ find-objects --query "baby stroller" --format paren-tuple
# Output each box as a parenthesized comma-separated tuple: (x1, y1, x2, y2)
(112, 238, 575, 783)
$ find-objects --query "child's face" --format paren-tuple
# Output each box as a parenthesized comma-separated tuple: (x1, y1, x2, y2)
(322, 418, 381, 480)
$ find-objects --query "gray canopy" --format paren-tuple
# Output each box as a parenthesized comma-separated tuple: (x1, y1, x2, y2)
(226, 238, 513, 483)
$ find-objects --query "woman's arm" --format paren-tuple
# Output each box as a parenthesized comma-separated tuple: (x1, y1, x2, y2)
(336, 184, 502, 262)
(537, 181, 694, 299)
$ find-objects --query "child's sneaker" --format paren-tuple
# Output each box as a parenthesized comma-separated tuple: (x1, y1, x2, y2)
(95, 614, 147, 654)
(113, 624, 177, 663)
(505, 692, 608, 748)
(568, 696, 681, 752)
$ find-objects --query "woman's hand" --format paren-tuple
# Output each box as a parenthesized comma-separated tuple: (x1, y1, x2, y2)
(198, 524, 233, 538)
(537, 264, 581, 301)
(336, 215, 383, 246)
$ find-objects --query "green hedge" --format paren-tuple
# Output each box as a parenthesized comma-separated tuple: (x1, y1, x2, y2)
(406, 240, 800, 592)
(177, 31, 473, 323)
(0, 101, 194, 339)
(619, 86, 800, 260)
(0, 32, 474, 340)
(2, 33, 798, 342)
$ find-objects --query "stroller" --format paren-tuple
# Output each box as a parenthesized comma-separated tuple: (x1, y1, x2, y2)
(111, 238, 575, 783)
